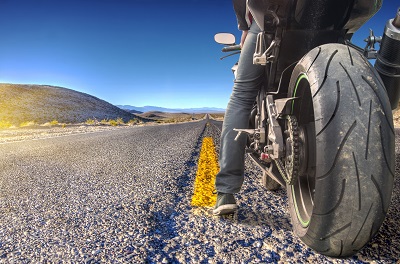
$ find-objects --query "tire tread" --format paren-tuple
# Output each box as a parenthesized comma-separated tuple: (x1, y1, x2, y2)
(352, 152, 361, 211)
(366, 100, 372, 160)
(351, 203, 373, 245)
(321, 222, 351, 240)
(287, 43, 395, 257)
(362, 75, 395, 135)
(314, 179, 346, 216)
(317, 120, 357, 180)
(313, 49, 338, 98)
(316, 81, 340, 137)
(380, 125, 395, 178)
(339, 62, 361, 106)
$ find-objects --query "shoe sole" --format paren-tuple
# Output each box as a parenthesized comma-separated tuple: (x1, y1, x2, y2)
(212, 204, 238, 216)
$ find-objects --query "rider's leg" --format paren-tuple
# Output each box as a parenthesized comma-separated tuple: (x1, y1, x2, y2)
(215, 22, 264, 195)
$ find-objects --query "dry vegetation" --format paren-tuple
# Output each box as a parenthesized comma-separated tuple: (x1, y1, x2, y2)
(208, 113, 225, 121)
(137, 111, 210, 123)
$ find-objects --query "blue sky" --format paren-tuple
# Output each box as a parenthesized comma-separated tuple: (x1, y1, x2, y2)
(0, 0, 398, 109)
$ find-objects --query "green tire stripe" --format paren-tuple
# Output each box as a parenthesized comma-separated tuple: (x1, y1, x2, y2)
(291, 73, 311, 227)
(291, 73, 308, 114)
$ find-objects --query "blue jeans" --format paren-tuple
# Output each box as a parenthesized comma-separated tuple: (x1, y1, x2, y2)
(215, 22, 264, 194)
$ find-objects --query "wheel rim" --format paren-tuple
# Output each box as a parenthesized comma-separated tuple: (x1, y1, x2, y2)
(291, 74, 316, 228)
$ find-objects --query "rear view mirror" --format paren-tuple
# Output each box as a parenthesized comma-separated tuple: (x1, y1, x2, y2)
(214, 33, 236, 45)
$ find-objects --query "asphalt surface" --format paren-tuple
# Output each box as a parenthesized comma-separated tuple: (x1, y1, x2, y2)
(0, 120, 399, 263)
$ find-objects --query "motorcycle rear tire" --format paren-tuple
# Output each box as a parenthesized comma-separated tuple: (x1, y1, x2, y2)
(287, 43, 395, 257)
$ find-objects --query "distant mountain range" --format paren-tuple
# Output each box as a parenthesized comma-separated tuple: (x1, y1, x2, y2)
(117, 105, 225, 114)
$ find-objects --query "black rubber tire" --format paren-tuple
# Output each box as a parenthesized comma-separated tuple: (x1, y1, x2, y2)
(287, 43, 395, 257)
(261, 171, 281, 191)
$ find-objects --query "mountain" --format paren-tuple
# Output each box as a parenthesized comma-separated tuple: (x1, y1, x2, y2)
(0, 84, 144, 125)
(117, 105, 143, 114)
(117, 105, 225, 114)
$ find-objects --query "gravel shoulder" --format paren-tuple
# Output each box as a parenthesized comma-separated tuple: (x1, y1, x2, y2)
(0, 125, 119, 144)
(0, 122, 172, 144)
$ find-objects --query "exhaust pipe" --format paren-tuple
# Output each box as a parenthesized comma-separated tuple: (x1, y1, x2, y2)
(375, 8, 400, 110)
(393, 8, 400, 28)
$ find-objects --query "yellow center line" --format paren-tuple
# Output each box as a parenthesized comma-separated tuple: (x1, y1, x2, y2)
(191, 137, 218, 207)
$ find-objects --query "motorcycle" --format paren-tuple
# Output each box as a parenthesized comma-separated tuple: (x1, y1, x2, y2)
(215, 0, 400, 257)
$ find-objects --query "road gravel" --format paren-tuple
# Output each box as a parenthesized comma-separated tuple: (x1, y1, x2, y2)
(0, 120, 398, 263)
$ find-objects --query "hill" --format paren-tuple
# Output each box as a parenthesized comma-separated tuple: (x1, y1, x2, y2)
(139, 111, 166, 119)
(0, 84, 142, 126)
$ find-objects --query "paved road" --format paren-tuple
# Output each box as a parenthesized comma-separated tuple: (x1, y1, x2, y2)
(0, 121, 399, 263)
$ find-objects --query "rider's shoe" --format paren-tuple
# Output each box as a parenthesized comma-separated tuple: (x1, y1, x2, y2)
(213, 193, 238, 215)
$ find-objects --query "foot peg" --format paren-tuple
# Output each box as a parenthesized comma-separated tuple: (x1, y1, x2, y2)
(233, 128, 256, 141)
